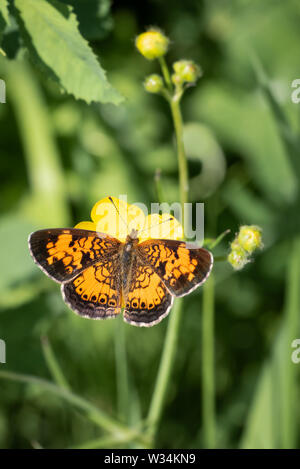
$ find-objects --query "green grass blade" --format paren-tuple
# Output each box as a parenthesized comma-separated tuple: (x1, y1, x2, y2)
(240, 237, 300, 448)
(114, 315, 130, 424)
(0, 369, 145, 444)
(41, 336, 71, 391)
(146, 299, 183, 441)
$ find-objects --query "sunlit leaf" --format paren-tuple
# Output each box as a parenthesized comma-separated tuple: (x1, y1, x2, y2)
(14, 0, 124, 105)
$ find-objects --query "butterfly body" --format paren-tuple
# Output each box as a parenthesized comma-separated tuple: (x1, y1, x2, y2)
(29, 228, 213, 327)
(120, 232, 139, 293)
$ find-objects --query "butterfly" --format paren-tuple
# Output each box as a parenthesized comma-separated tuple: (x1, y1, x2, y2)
(28, 227, 213, 327)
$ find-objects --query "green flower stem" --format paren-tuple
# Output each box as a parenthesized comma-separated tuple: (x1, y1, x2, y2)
(41, 336, 70, 391)
(114, 314, 130, 423)
(205, 230, 231, 250)
(159, 56, 173, 92)
(0, 370, 147, 446)
(146, 298, 183, 439)
(159, 57, 188, 220)
(169, 95, 189, 223)
(145, 58, 189, 444)
(202, 274, 216, 448)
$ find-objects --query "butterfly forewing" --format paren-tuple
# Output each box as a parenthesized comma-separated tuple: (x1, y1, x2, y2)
(137, 239, 213, 297)
(28, 228, 122, 283)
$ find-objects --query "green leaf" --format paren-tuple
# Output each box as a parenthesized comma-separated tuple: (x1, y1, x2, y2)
(14, 0, 123, 105)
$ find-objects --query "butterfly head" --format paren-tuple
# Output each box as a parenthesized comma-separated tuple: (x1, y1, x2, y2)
(124, 230, 139, 254)
(129, 228, 139, 240)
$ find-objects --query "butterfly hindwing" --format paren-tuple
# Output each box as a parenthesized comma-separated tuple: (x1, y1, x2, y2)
(123, 257, 173, 327)
(62, 258, 122, 319)
(28, 228, 122, 283)
(137, 239, 213, 297)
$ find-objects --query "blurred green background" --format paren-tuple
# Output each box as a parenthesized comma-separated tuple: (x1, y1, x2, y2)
(0, 0, 300, 449)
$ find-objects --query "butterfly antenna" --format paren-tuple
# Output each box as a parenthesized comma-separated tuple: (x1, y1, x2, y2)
(108, 196, 129, 231)
(137, 217, 176, 236)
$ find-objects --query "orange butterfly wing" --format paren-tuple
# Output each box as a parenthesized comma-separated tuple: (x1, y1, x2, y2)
(29, 229, 213, 326)
(123, 257, 173, 327)
(137, 239, 213, 297)
(28, 229, 121, 283)
(62, 259, 122, 319)
(29, 228, 123, 319)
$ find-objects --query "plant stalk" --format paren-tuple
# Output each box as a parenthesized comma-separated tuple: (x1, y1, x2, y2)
(159, 56, 173, 92)
(0, 369, 147, 446)
(170, 95, 189, 222)
(114, 314, 130, 423)
(146, 59, 189, 444)
(146, 299, 183, 439)
(201, 273, 216, 448)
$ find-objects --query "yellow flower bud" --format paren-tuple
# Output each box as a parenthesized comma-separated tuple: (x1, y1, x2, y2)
(135, 29, 169, 60)
(144, 74, 164, 93)
(173, 60, 202, 84)
(237, 225, 263, 254)
(227, 246, 249, 271)
(171, 73, 182, 86)
(230, 239, 240, 251)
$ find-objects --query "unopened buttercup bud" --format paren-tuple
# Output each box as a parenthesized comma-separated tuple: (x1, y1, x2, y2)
(230, 239, 240, 251)
(135, 29, 169, 60)
(228, 246, 249, 271)
(172, 60, 202, 84)
(144, 74, 164, 93)
(171, 73, 182, 86)
(237, 225, 263, 254)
